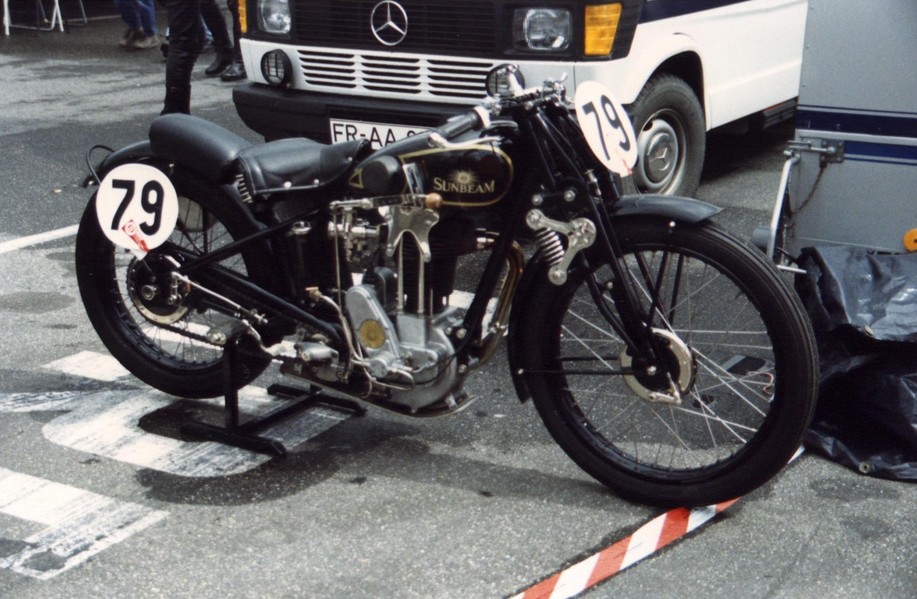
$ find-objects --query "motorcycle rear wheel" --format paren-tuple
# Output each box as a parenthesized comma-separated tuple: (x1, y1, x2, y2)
(75, 168, 273, 399)
(522, 217, 818, 506)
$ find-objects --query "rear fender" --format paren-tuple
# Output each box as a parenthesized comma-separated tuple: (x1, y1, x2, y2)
(82, 140, 249, 217)
(82, 140, 259, 243)
(79, 144, 289, 308)
(83, 140, 154, 187)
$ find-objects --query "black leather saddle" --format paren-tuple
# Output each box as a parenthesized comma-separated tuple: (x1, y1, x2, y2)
(149, 114, 371, 197)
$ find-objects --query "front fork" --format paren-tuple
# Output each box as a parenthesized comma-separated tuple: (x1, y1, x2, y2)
(520, 106, 697, 397)
(532, 185, 673, 385)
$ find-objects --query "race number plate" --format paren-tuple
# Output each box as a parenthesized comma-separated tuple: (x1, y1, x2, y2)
(574, 81, 638, 176)
(95, 163, 179, 256)
(330, 118, 427, 149)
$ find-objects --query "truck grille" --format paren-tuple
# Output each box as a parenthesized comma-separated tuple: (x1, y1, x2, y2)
(292, 0, 498, 58)
(297, 48, 497, 102)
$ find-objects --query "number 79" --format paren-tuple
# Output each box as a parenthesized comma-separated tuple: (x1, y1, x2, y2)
(580, 96, 633, 161)
(109, 178, 165, 236)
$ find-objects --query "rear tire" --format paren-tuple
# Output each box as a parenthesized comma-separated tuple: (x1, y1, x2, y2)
(76, 168, 273, 398)
(520, 217, 817, 506)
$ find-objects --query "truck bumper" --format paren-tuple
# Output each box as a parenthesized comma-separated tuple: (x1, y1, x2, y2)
(232, 83, 468, 142)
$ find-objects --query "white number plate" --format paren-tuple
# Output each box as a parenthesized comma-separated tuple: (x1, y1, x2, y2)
(574, 81, 638, 176)
(95, 163, 178, 258)
(329, 119, 427, 149)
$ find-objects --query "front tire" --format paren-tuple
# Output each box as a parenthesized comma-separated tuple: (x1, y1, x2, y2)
(520, 218, 817, 506)
(76, 168, 273, 398)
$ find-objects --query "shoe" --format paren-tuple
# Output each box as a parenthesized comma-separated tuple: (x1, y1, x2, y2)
(220, 60, 246, 82)
(131, 34, 161, 50)
(205, 54, 233, 77)
(119, 28, 141, 48)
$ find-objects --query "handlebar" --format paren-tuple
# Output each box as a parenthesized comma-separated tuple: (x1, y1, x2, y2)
(435, 106, 492, 140)
(430, 75, 567, 145)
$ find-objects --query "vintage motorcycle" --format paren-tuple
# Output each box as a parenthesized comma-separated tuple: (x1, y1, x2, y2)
(76, 66, 817, 506)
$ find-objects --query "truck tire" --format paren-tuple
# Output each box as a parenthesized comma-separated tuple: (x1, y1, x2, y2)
(626, 74, 705, 197)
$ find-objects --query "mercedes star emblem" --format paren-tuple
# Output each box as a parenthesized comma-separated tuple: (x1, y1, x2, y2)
(370, 1, 409, 46)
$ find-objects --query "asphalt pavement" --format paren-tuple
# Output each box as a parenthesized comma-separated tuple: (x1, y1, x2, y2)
(0, 12, 915, 599)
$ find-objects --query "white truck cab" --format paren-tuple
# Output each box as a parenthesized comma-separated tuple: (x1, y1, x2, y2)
(233, 0, 807, 196)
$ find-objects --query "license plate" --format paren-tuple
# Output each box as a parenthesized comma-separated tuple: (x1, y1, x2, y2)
(329, 119, 427, 149)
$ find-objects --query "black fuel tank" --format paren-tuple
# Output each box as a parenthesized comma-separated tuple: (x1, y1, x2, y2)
(349, 133, 514, 208)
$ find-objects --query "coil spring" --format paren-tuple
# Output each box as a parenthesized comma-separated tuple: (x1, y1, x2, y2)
(535, 228, 565, 266)
(235, 173, 253, 203)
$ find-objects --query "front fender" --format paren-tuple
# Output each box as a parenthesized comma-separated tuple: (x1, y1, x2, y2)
(507, 249, 548, 404)
(611, 194, 721, 223)
(507, 194, 720, 402)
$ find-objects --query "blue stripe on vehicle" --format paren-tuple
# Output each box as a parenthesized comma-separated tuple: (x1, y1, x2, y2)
(845, 141, 917, 166)
(796, 107, 917, 139)
(639, 0, 755, 23)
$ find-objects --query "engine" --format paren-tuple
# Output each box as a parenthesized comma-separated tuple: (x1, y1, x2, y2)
(342, 203, 484, 413)
(277, 134, 518, 415)
(346, 281, 466, 413)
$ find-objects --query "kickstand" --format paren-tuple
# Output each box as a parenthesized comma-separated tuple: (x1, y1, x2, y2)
(180, 331, 365, 456)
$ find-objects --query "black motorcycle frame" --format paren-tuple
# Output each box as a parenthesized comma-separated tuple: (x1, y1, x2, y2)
(84, 86, 722, 404)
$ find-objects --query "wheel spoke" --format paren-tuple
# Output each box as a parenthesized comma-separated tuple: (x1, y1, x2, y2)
(547, 236, 780, 473)
(524, 219, 816, 505)
(110, 198, 247, 367)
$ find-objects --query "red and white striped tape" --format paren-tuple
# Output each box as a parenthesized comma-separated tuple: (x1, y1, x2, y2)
(508, 499, 738, 599)
(509, 448, 804, 599)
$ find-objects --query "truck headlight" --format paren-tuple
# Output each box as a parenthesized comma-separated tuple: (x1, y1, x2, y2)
(258, 0, 291, 35)
(513, 8, 571, 52)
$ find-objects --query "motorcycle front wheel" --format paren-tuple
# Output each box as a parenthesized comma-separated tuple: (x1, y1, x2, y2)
(521, 217, 818, 506)
(75, 167, 274, 399)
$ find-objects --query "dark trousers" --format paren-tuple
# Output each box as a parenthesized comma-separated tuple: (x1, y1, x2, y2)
(228, 0, 241, 60)
(161, 0, 203, 114)
(200, 0, 233, 56)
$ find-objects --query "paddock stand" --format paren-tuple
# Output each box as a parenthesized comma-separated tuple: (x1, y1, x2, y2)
(181, 328, 366, 456)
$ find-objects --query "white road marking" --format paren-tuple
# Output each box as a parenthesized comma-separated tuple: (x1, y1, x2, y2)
(0, 225, 78, 255)
(0, 467, 167, 580)
(38, 389, 348, 477)
(43, 350, 129, 381)
(0, 352, 353, 477)
(0, 345, 356, 580)
(0, 390, 90, 413)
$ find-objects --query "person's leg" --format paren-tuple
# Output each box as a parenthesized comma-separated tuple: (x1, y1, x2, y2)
(220, 0, 246, 81)
(134, 0, 157, 36)
(200, 14, 214, 52)
(113, 0, 141, 47)
(162, 0, 203, 114)
(200, 0, 233, 75)
(200, 1, 231, 54)
(228, 0, 241, 59)
(130, 0, 160, 49)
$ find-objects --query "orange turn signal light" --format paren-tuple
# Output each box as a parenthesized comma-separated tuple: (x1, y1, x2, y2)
(584, 3, 622, 57)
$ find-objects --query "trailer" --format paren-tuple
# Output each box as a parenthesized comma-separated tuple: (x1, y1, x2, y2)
(760, 0, 917, 260)
(759, 0, 917, 480)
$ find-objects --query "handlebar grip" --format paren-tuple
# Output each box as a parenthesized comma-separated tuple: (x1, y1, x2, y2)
(436, 107, 490, 140)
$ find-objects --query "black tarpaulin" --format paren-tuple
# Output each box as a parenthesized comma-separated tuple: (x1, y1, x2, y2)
(796, 246, 917, 481)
